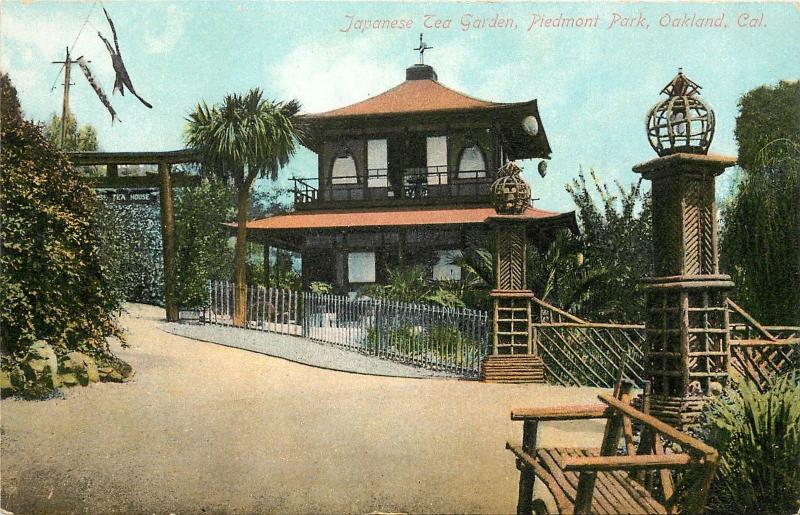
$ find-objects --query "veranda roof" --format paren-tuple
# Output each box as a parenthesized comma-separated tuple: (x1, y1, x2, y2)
(234, 205, 576, 231)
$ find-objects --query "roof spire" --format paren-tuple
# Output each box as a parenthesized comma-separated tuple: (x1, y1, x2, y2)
(413, 33, 432, 65)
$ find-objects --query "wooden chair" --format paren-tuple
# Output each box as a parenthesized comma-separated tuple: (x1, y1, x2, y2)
(506, 383, 719, 514)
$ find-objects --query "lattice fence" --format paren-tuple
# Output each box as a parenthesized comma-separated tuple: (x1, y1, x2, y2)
(531, 298, 646, 387)
(727, 300, 800, 390)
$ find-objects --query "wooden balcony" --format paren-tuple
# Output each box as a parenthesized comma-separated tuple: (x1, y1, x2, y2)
(291, 166, 494, 210)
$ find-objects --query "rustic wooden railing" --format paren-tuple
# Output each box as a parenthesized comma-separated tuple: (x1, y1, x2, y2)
(532, 297, 798, 389)
(532, 298, 646, 388)
(726, 299, 799, 390)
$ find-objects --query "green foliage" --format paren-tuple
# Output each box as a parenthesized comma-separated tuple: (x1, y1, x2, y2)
(427, 324, 482, 362)
(0, 73, 123, 357)
(366, 323, 482, 366)
(453, 170, 651, 322)
(247, 259, 301, 291)
(174, 179, 235, 308)
(449, 246, 494, 310)
(185, 90, 303, 183)
(1, 72, 23, 123)
(734, 80, 800, 172)
(553, 169, 652, 322)
(424, 282, 468, 309)
(42, 111, 99, 152)
(96, 200, 164, 305)
(721, 81, 800, 325)
(360, 265, 468, 308)
(700, 374, 800, 515)
(361, 265, 431, 303)
(309, 281, 333, 294)
(248, 186, 291, 219)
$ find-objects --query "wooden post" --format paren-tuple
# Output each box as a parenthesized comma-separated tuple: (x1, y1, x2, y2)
(51, 47, 74, 149)
(516, 419, 538, 515)
(574, 383, 632, 514)
(158, 161, 178, 322)
(481, 161, 544, 382)
(107, 163, 118, 178)
(60, 47, 72, 148)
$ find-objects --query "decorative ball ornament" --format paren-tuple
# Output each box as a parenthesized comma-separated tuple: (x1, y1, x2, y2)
(522, 115, 539, 137)
(537, 160, 548, 178)
(491, 161, 531, 215)
(646, 69, 715, 156)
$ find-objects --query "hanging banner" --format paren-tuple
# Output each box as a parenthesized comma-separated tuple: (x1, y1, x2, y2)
(77, 56, 119, 123)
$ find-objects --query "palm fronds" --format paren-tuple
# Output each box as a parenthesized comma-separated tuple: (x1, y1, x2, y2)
(185, 89, 302, 184)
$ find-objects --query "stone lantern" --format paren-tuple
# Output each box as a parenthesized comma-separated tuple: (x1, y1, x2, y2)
(635, 70, 736, 428)
(480, 162, 544, 383)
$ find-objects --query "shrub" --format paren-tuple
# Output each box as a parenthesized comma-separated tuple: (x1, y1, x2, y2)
(174, 179, 234, 308)
(309, 281, 333, 294)
(96, 200, 164, 305)
(699, 374, 800, 515)
(0, 72, 124, 358)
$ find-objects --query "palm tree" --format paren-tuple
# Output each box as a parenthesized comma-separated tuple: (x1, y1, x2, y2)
(186, 89, 302, 326)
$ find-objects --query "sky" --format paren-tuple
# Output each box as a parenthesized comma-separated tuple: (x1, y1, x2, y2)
(2, 1, 799, 212)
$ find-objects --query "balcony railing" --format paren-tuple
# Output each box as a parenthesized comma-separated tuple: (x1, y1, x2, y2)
(292, 166, 492, 207)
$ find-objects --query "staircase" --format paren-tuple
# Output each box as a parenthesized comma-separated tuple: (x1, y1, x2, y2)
(480, 355, 545, 383)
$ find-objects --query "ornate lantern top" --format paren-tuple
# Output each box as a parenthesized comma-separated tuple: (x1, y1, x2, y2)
(491, 161, 531, 215)
(646, 69, 715, 157)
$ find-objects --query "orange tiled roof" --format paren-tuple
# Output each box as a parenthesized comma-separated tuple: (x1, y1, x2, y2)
(239, 206, 565, 231)
(311, 79, 503, 118)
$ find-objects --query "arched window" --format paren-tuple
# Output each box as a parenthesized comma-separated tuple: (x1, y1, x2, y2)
(458, 145, 486, 179)
(331, 155, 357, 185)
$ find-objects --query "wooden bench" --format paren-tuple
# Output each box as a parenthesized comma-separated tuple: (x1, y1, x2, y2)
(506, 383, 719, 514)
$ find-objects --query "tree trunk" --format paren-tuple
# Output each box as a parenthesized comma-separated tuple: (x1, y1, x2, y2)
(233, 187, 250, 327)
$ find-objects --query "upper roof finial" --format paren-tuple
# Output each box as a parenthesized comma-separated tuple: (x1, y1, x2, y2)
(414, 33, 432, 65)
(660, 67, 701, 97)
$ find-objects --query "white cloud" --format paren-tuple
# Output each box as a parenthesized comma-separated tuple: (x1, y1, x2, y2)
(1, 7, 108, 119)
(273, 37, 404, 114)
(144, 5, 187, 54)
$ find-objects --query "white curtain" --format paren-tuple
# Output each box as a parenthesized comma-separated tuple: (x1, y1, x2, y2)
(332, 156, 357, 184)
(367, 139, 388, 187)
(458, 145, 486, 179)
(426, 136, 448, 185)
(348, 252, 376, 283)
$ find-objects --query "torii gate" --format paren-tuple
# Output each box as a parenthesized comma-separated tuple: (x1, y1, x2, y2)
(68, 149, 201, 322)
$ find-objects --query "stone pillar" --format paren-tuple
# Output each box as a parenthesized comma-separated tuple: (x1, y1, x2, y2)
(480, 162, 544, 383)
(634, 153, 736, 428)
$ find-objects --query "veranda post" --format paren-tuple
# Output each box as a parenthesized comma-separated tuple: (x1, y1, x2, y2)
(480, 161, 545, 383)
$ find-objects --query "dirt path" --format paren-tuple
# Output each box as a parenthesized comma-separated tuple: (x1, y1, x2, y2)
(1, 303, 607, 514)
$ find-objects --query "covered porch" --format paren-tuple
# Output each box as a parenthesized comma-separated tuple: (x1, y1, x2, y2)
(235, 205, 577, 294)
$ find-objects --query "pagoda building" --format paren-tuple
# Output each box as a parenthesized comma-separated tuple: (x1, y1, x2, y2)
(243, 53, 577, 293)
